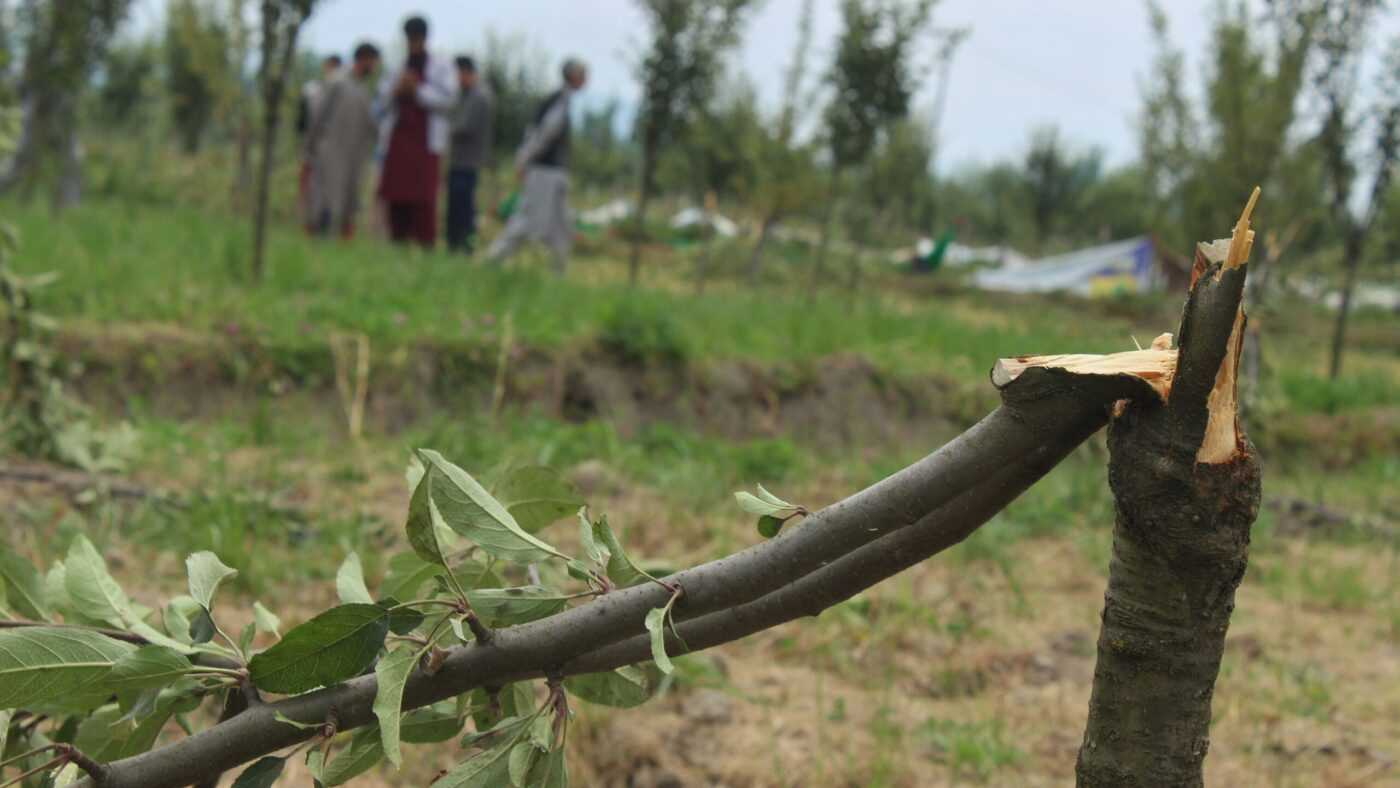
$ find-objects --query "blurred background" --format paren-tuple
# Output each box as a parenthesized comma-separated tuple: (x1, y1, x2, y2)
(0, 0, 1396, 785)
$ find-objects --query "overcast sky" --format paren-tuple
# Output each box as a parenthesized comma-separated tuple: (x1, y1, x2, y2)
(128, 0, 1399, 171)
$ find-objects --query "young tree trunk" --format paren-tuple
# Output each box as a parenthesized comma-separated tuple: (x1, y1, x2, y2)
(249, 7, 303, 282)
(1326, 229, 1363, 379)
(231, 112, 253, 213)
(1077, 194, 1262, 788)
(627, 141, 658, 288)
(807, 167, 842, 299)
(746, 214, 776, 284)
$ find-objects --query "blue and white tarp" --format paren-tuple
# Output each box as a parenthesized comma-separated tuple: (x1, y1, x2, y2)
(973, 237, 1158, 296)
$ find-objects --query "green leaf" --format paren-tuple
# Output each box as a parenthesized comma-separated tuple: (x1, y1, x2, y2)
(733, 491, 792, 518)
(321, 725, 384, 785)
(252, 601, 282, 638)
(0, 550, 48, 619)
(526, 747, 569, 788)
(405, 453, 426, 492)
(437, 741, 514, 788)
(460, 714, 527, 747)
(107, 646, 192, 693)
(231, 756, 285, 788)
(75, 702, 170, 761)
(645, 607, 674, 674)
(466, 586, 570, 627)
(63, 535, 132, 628)
(185, 551, 238, 611)
(372, 647, 419, 768)
(248, 604, 390, 694)
(53, 763, 82, 786)
(494, 466, 584, 533)
(401, 701, 464, 743)
(336, 553, 373, 605)
(381, 553, 444, 600)
(405, 467, 450, 566)
(416, 449, 563, 564)
(162, 596, 201, 645)
(0, 627, 134, 710)
(756, 483, 795, 509)
(757, 514, 785, 539)
(563, 665, 655, 708)
(592, 516, 648, 589)
(0, 709, 13, 758)
(377, 598, 425, 635)
(508, 740, 540, 786)
(528, 712, 553, 750)
(577, 509, 607, 567)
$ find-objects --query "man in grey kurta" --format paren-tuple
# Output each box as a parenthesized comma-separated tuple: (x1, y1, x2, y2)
(445, 56, 494, 253)
(487, 58, 587, 274)
(305, 43, 381, 238)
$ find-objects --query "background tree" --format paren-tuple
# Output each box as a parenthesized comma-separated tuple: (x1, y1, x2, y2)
(0, 0, 133, 211)
(249, 0, 315, 282)
(811, 0, 934, 293)
(1020, 126, 1102, 249)
(627, 0, 752, 286)
(1312, 1, 1398, 378)
(745, 0, 821, 282)
(165, 0, 231, 154)
(572, 99, 635, 192)
(95, 38, 159, 129)
(1139, 0, 1321, 253)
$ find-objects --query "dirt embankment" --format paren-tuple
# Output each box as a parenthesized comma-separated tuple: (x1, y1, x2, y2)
(57, 325, 987, 450)
(55, 324, 1397, 472)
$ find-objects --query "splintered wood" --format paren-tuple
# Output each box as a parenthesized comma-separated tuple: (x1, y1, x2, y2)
(993, 187, 1260, 465)
(992, 333, 1177, 400)
(1197, 187, 1259, 464)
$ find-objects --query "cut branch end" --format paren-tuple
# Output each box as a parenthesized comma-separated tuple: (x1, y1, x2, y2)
(992, 345, 1178, 401)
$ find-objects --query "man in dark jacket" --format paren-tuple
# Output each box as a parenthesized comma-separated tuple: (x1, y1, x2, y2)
(445, 56, 494, 253)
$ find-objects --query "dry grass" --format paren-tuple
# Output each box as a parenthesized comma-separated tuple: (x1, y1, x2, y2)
(6, 443, 1395, 788)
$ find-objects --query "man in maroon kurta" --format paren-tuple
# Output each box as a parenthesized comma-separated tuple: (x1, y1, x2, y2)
(376, 16, 455, 248)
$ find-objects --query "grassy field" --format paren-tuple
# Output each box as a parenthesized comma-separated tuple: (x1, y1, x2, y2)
(2, 194, 1397, 786)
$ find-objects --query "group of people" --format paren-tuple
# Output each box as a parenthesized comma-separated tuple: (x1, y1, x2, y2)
(298, 15, 585, 272)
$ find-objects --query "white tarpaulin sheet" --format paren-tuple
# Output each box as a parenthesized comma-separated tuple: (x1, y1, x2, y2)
(973, 237, 1156, 296)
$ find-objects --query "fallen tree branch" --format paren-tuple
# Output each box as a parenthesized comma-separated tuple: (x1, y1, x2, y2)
(73, 348, 1176, 788)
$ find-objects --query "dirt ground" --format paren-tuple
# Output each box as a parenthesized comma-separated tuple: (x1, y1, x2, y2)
(4, 457, 1396, 788)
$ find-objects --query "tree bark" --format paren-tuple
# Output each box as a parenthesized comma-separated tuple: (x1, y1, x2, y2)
(746, 214, 776, 284)
(1326, 229, 1363, 379)
(627, 142, 658, 288)
(807, 166, 842, 299)
(1077, 197, 1262, 788)
(249, 3, 303, 282)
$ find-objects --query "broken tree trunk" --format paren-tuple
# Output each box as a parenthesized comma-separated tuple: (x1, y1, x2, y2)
(1076, 190, 1263, 787)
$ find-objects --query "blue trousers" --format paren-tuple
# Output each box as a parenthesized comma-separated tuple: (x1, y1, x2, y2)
(445, 167, 479, 252)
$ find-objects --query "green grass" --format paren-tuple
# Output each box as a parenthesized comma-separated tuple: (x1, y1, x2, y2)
(6, 198, 1130, 378)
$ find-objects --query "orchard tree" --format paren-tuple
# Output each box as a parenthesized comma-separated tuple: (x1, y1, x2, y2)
(165, 0, 232, 154)
(627, 0, 753, 286)
(1139, 0, 1321, 253)
(1020, 126, 1103, 248)
(249, 0, 316, 282)
(95, 39, 159, 129)
(1312, 2, 1399, 378)
(0, 195, 1270, 788)
(0, 0, 133, 211)
(745, 0, 822, 282)
(811, 0, 934, 293)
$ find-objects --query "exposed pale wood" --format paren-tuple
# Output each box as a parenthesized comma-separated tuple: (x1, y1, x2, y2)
(992, 347, 1178, 400)
(1198, 187, 1257, 463)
